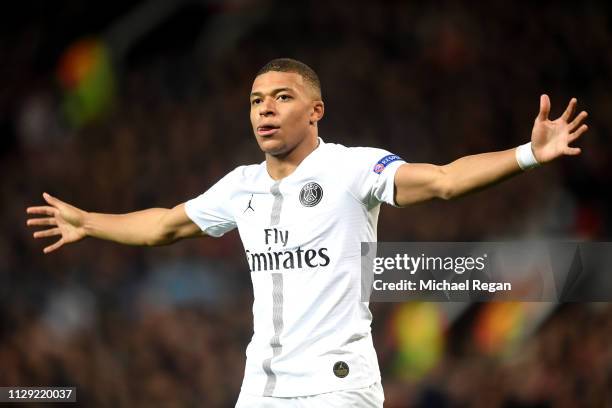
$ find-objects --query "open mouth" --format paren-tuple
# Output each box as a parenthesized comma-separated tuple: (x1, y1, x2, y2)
(257, 125, 280, 136)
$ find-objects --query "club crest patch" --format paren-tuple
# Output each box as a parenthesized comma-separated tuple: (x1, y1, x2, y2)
(333, 361, 349, 378)
(299, 182, 323, 207)
(373, 154, 402, 174)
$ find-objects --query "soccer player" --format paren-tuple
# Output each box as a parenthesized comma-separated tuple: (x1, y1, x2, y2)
(26, 58, 588, 407)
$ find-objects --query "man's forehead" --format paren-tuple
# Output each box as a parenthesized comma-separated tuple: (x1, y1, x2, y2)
(251, 71, 306, 93)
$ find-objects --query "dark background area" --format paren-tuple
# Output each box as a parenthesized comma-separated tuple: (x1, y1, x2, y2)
(1, 0, 611, 406)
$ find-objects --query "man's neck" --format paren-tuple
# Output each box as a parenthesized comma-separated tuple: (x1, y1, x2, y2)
(266, 135, 319, 180)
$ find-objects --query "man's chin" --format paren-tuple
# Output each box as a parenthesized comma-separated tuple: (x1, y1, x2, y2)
(257, 138, 287, 156)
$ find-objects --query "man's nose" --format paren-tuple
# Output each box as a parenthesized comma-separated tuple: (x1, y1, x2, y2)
(259, 98, 275, 116)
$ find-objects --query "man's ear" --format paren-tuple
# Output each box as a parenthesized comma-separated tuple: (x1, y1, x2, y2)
(310, 101, 325, 125)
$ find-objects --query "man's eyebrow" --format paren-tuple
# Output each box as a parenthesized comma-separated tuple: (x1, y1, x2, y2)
(250, 87, 293, 98)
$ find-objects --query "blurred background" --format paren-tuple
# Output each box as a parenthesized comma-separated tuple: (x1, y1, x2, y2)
(1, 0, 611, 406)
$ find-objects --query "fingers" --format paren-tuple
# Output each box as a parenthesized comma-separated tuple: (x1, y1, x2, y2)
(26, 206, 57, 216)
(563, 124, 588, 157)
(33, 227, 60, 239)
(561, 98, 577, 122)
(44, 239, 64, 254)
(27, 193, 66, 216)
(569, 111, 588, 132)
(27, 217, 57, 227)
(564, 146, 582, 156)
(42, 192, 62, 207)
(27, 193, 72, 254)
(568, 124, 589, 143)
(537, 94, 551, 122)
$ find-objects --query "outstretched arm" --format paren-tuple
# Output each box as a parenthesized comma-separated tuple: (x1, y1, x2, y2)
(26, 193, 203, 253)
(393, 95, 588, 206)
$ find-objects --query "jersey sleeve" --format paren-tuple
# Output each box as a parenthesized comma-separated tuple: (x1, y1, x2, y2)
(345, 147, 406, 208)
(184, 168, 239, 237)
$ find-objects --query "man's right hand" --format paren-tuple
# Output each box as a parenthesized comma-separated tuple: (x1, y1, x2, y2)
(26, 193, 87, 253)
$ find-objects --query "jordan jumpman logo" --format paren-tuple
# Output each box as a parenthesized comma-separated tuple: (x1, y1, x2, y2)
(243, 194, 255, 213)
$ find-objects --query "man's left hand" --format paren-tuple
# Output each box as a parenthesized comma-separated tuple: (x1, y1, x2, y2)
(531, 94, 589, 163)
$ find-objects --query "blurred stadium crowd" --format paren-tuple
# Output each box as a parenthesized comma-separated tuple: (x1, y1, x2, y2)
(1, 1, 611, 406)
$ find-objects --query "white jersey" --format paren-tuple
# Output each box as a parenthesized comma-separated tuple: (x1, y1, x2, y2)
(185, 139, 405, 397)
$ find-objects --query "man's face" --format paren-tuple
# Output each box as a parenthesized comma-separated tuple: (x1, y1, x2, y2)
(250, 71, 322, 156)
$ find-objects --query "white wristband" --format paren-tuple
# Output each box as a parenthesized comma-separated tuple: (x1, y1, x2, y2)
(515, 142, 540, 171)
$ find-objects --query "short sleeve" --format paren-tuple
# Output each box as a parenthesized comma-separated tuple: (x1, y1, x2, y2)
(345, 147, 406, 208)
(184, 168, 239, 237)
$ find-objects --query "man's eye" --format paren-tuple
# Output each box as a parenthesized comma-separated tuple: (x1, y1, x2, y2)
(278, 94, 291, 101)
(251, 99, 261, 105)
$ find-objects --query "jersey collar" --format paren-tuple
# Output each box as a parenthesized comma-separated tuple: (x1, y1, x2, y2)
(263, 137, 325, 183)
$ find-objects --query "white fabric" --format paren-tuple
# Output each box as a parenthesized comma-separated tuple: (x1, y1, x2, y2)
(515, 142, 540, 170)
(235, 381, 384, 408)
(185, 139, 404, 397)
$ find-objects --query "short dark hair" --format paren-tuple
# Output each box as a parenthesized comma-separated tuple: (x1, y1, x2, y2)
(256, 58, 322, 99)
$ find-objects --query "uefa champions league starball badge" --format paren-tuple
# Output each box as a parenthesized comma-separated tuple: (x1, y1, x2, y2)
(299, 182, 323, 207)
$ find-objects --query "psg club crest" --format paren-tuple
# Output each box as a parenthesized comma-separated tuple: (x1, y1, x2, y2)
(333, 361, 349, 378)
(299, 182, 323, 207)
